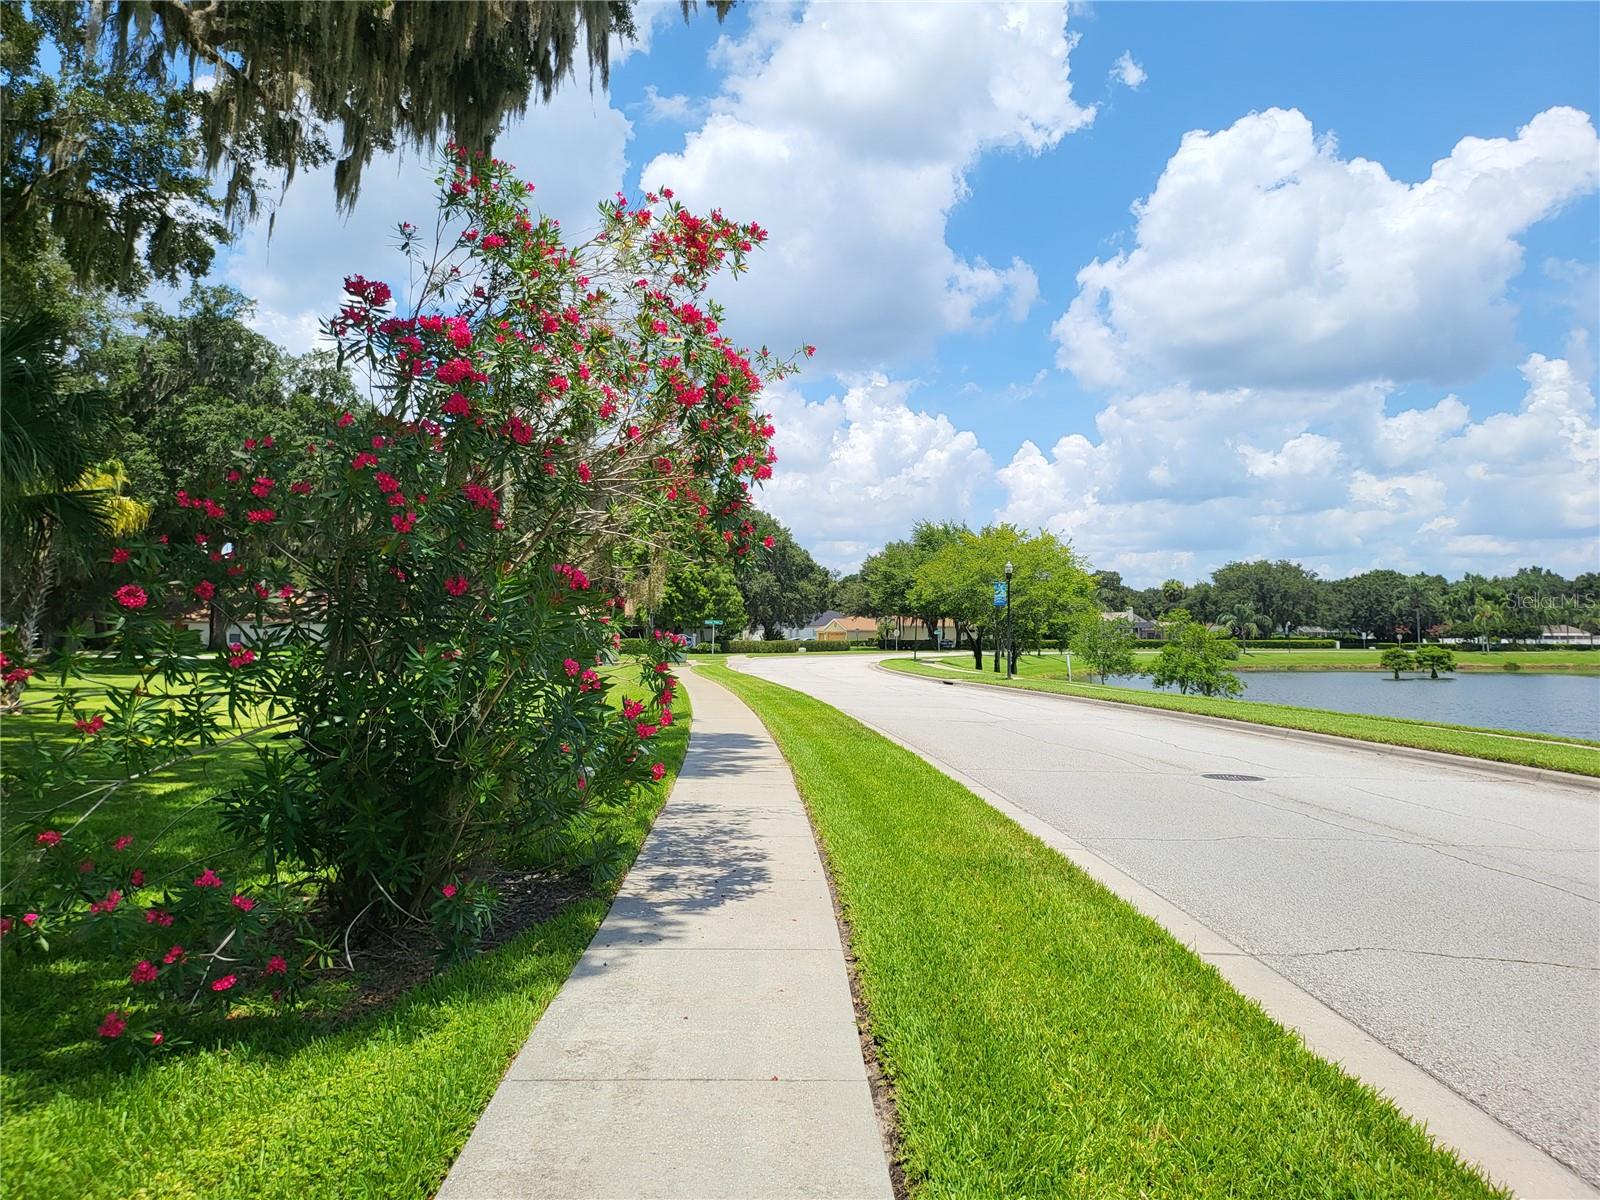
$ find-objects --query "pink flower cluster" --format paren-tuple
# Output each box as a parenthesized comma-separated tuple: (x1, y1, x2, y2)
(552, 563, 590, 590)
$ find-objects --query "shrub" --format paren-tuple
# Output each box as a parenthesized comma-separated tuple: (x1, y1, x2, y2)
(0, 152, 802, 1044)
(1149, 613, 1243, 697)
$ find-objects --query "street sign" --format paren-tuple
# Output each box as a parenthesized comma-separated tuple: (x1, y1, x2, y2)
(704, 619, 725, 626)
(992, 581, 1007, 607)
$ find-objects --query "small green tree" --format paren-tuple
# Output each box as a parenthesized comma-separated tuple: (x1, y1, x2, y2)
(1071, 616, 1137, 683)
(1414, 645, 1456, 680)
(1380, 647, 1416, 679)
(660, 560, 748, 636)
(1149, 611, 1243, 697)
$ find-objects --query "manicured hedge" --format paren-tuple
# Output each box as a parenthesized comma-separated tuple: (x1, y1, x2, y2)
(1235, 638, 1338, 649)
(727, 640, 801, 654)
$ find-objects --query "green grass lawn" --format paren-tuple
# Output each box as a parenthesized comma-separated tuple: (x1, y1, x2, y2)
(699, 661, 1506, 1200)
(0, 667, 692, 1200)
(891, 657, 1600, 777)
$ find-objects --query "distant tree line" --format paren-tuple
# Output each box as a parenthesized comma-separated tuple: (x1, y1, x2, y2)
(1088, 560, 1600, 643)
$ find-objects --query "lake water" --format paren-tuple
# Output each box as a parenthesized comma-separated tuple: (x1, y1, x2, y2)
(1102, 670, 1600, 740)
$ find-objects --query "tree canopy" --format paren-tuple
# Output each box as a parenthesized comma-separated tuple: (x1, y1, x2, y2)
(3, 1, 730, 294)
(736, 513, 832, 639)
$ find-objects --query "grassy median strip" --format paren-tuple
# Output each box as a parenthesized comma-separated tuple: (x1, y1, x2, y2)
(699, 661, 1506, 1200)
(0, 676, 691, 1200)
(886, 656, 1600, 777)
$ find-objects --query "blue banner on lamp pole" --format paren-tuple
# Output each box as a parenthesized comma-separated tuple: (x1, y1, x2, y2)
(993, 581, 1007, 607)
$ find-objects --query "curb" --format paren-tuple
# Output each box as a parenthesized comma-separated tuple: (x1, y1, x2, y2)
(874, 661, 1600, 795)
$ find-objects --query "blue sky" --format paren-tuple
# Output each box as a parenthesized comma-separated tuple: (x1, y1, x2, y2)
(212, 1, 1600, 585)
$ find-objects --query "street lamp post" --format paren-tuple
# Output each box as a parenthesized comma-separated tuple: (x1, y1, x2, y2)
(1004, 561, 1015, 678)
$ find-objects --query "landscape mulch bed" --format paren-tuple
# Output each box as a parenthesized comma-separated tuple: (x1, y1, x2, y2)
(314, 864, 596, 1020)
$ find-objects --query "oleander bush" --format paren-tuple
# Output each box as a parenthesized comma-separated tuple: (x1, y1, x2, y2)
(0, 150, 803, 1048)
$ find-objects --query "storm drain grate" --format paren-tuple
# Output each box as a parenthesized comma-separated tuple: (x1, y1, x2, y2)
(1202, 773, 1264, 782)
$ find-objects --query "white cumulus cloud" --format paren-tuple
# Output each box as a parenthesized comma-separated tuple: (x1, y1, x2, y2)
(997, 353, 1598, 582)
(759, 375, 993, 570)
(1053, 106, 1600, 392)
(643, 2, 1093, 371)
(1110, 50, 1146, 89)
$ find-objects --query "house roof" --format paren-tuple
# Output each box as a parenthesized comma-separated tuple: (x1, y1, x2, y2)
(817, 615, 878, 633)
(1101, 609, 1155, 626)
(1542, 624, 1593, 637)
(806, 610, 845, 628)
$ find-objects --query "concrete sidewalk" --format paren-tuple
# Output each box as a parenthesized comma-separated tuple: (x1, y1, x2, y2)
(437, 667, 894, 1200)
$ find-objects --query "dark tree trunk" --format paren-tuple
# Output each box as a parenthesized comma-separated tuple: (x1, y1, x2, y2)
(208, 598, 228, 648)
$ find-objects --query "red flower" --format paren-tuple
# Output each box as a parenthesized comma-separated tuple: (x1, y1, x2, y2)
(23, 913, 39, 926)
(111, 547, 131, 564)
(443, 575, 471, 597)
(98, 1011, 128, 1039)
(622, 699, 644, 720)
(194, 867, 223, 888)
(130, 868, 145, 887)
(227, 644, 256, 669)
(441, 883, 458, 899)
(577, 461, 592, 483)
(114, 584, 148, 609)
(231, 894, 256, 912)
(162, 944, 184, 964)
(245, 509, 276, 524)
(193, 579, 216, 602)
(651, 762, 666, 781)
(441, 392, 471, 417)
(35, 830, 61, 847)
(265, 954, 288, 975)
(337, 412, 356, 428)
(130, 960, 159, 985)
(75, 715, 106, 735)
(151, 1031, 165, 1046)
(147, 908, 174, 926)
(112, 835, 133, 852)
(211, 974, 238, 992)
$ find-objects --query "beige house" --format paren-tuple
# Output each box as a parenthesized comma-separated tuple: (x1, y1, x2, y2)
(813, 615, 880, 644)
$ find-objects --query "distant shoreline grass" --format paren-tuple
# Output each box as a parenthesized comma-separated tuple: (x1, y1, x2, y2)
(885, 657, 1600, 778)
(699, 662, 1508, 1200)
(1167, 647, 1598, 673)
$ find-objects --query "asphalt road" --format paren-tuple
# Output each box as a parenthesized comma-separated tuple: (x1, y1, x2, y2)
(731, 652, 1600, 1188)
